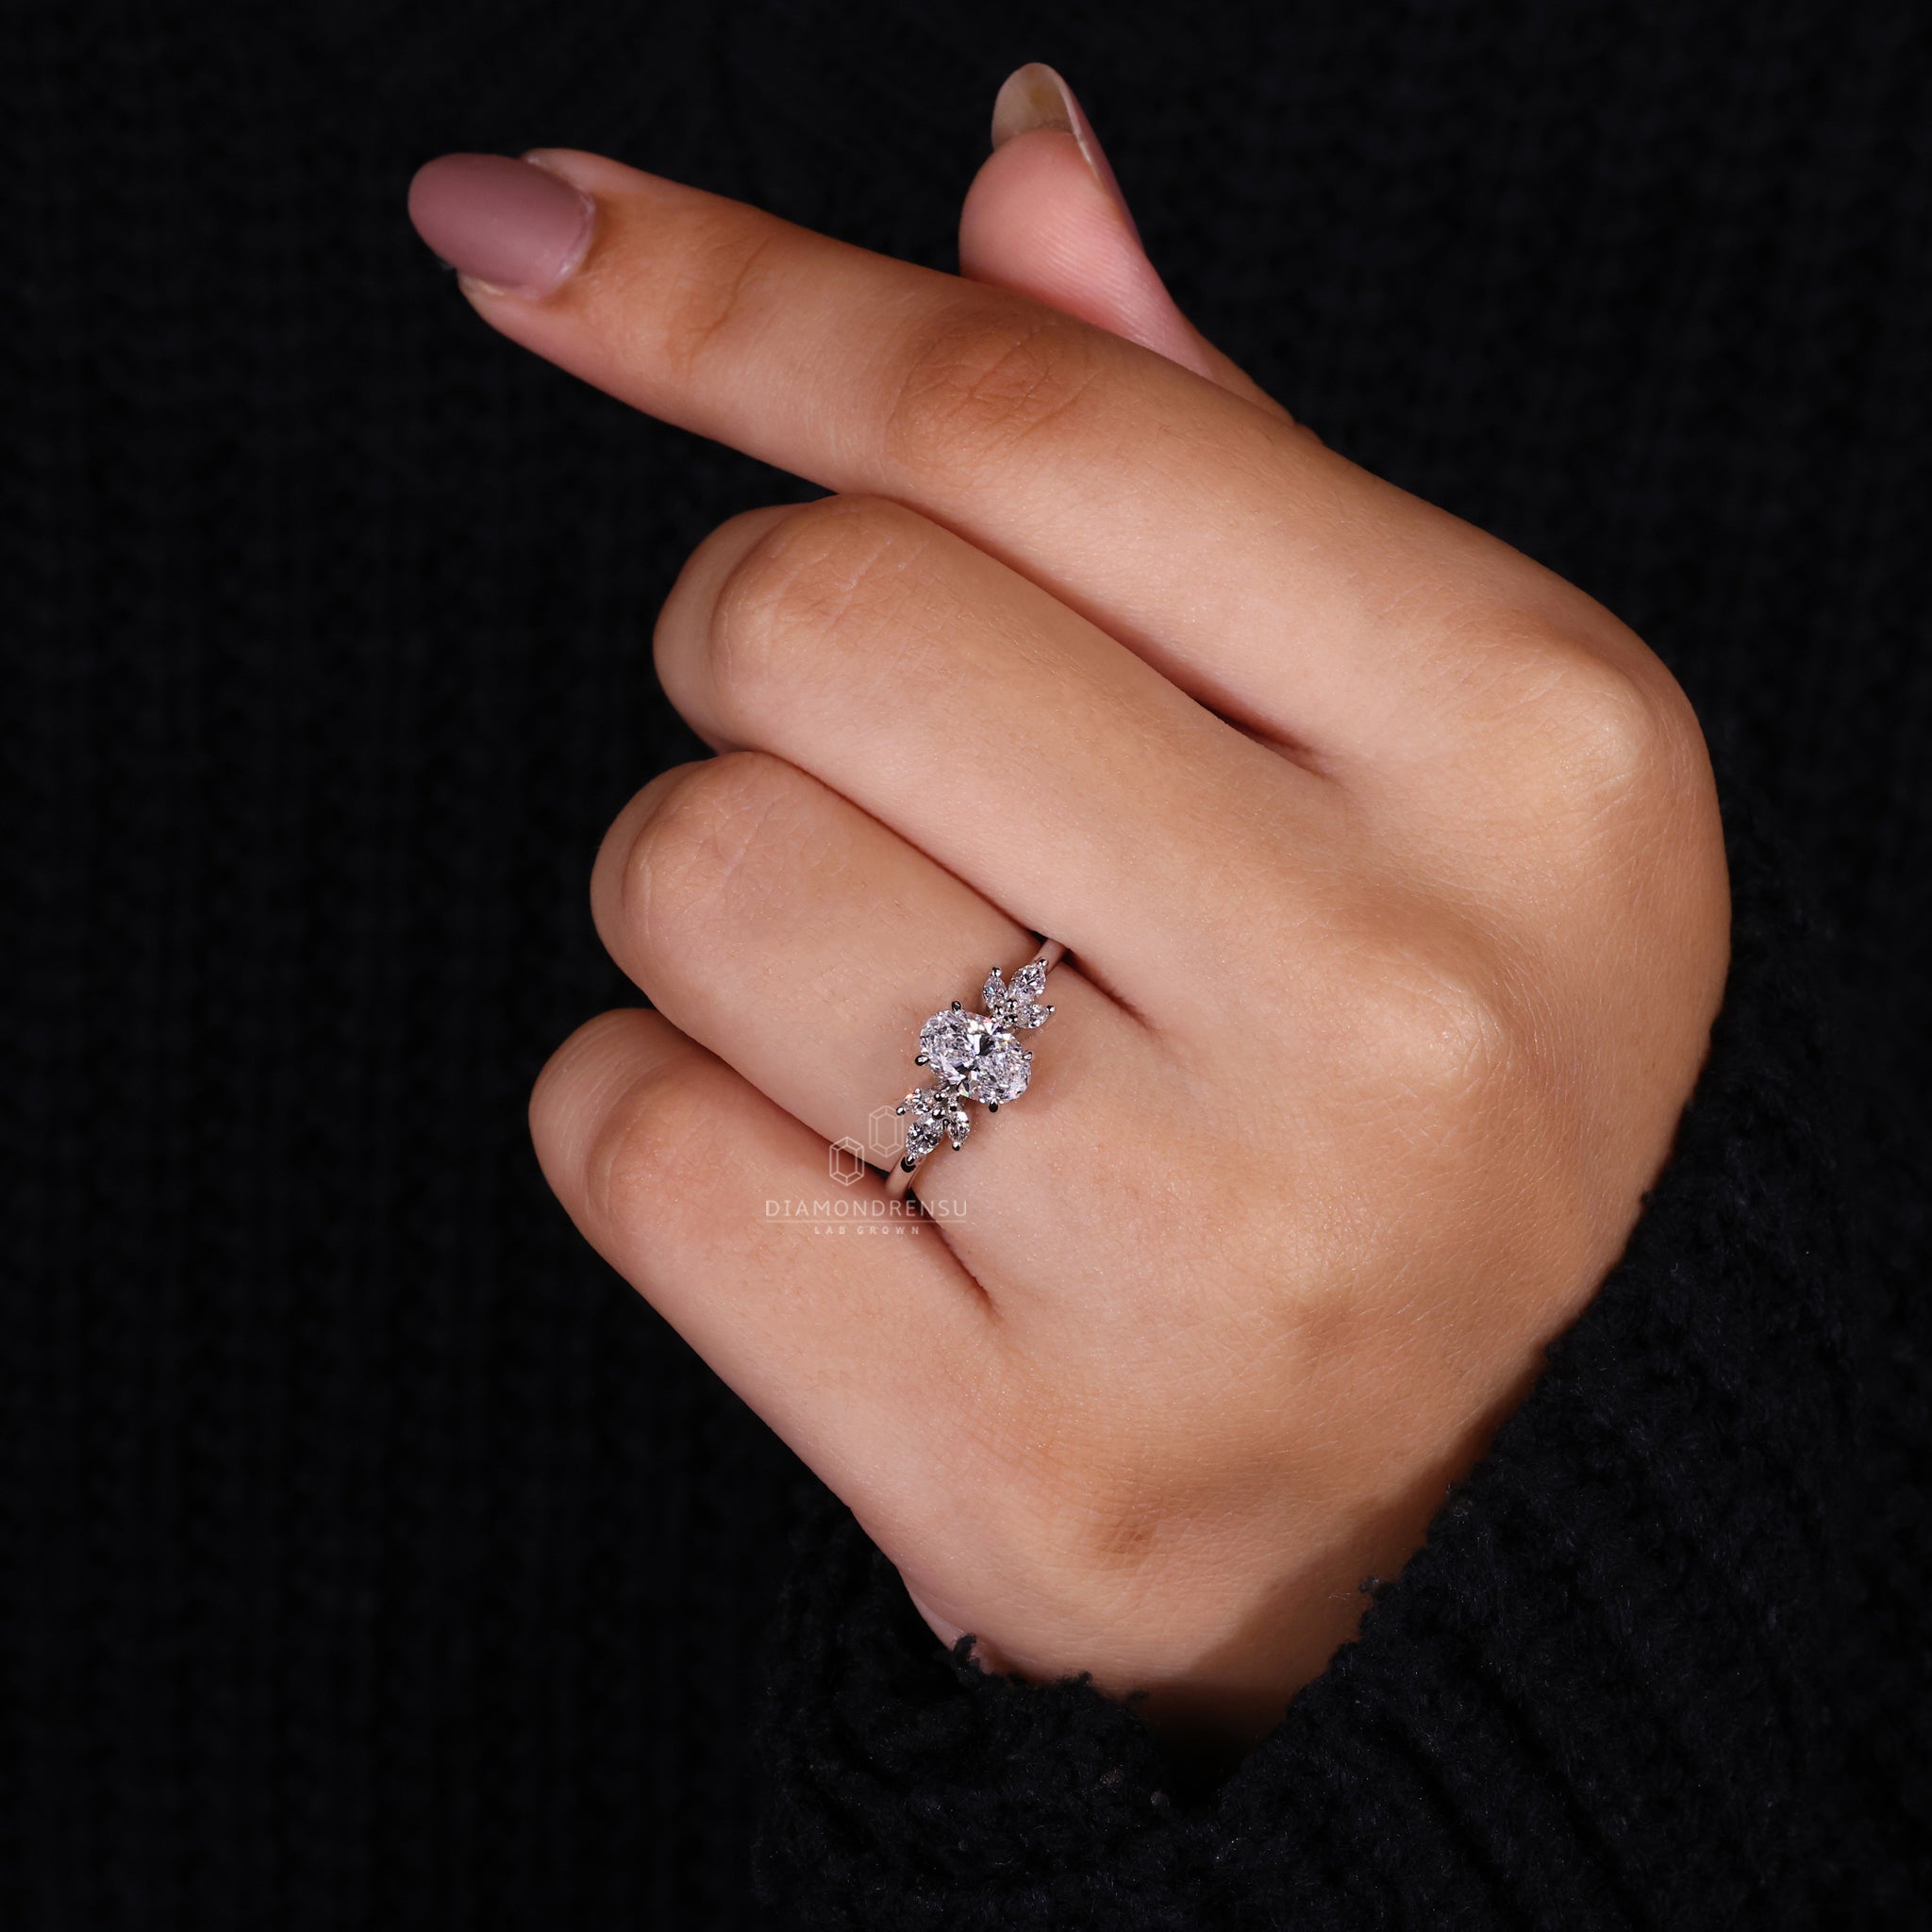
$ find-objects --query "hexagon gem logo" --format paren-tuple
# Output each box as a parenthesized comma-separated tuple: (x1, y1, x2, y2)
(827, 1137, 867, 1187)
(867, 1105, 904, 1162)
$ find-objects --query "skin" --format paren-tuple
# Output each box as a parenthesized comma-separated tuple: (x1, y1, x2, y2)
(453, 118, 1730, 1755)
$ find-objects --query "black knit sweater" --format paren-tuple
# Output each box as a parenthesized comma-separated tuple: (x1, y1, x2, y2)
(6, 3, 1927, 1927)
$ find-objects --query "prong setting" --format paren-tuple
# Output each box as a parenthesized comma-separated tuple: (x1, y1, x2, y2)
(891, 942, 1062, 1187)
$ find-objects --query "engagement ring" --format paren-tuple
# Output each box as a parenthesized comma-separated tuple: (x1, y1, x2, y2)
(885, 938, 1065, 1200)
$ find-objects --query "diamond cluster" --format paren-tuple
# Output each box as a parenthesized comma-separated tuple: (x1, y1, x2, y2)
(896, 960, 1055, 1169)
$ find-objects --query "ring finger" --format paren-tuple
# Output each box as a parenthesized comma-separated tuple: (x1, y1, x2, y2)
(592, 746, 1169, 1290)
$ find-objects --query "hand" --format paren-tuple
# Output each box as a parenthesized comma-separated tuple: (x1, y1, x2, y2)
(409, 76, 1729, 1752)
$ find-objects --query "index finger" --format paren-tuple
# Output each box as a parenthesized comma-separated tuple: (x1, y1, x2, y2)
(409, 149, 1542, 761)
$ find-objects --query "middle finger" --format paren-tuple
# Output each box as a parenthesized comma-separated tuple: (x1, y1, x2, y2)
(651, 491, 1341, 1016)
(441, 148, 1565, 765)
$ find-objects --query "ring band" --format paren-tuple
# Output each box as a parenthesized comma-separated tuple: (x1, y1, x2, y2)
(886, 938, 1066, 1201)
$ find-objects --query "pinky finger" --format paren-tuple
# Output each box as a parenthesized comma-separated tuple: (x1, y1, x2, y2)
(528, 1007, 1003, 1531)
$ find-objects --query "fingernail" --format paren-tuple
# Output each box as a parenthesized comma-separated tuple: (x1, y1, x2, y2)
(407, 152, 595, 297)
(990, 62, 1141, 246)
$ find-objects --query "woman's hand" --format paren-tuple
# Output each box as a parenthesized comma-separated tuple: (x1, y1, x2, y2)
(409, 87, 1729, 1751)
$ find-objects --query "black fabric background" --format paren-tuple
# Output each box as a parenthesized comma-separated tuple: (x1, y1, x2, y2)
(5, 2, 1927, 1925)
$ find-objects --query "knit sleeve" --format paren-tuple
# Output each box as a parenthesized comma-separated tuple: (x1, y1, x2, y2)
(748, 793, 1857, 1931)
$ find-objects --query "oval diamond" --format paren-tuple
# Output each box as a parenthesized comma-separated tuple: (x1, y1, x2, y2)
(919, 1008, 997, 1085)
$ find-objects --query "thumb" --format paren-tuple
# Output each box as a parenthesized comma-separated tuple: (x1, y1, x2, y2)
(959, 64, 1284, 414)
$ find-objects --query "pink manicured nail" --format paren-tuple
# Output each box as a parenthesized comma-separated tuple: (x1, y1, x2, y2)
(990, 63, 1141, 246)
(407, 153, 594, 297)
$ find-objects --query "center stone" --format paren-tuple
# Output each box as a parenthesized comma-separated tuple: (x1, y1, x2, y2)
(919, 1008, 998, 1085)
(918, 1008, 1033, 1108)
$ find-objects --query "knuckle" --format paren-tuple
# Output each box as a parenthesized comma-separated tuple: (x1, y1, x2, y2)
(581, 1046, 727, 1240)
(1353, 941, 1517, 1115)
(883, 300, 1105, 475)
(1502, 631, 1688, 795)
(653, 208, 786, 385)
(1530, 648, 1724, 871)
(1539, 647, 1677, 795)
(612, 751, 796, 955)
(1454, 619, 1711, 848)
(704, 495, 929, 712)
